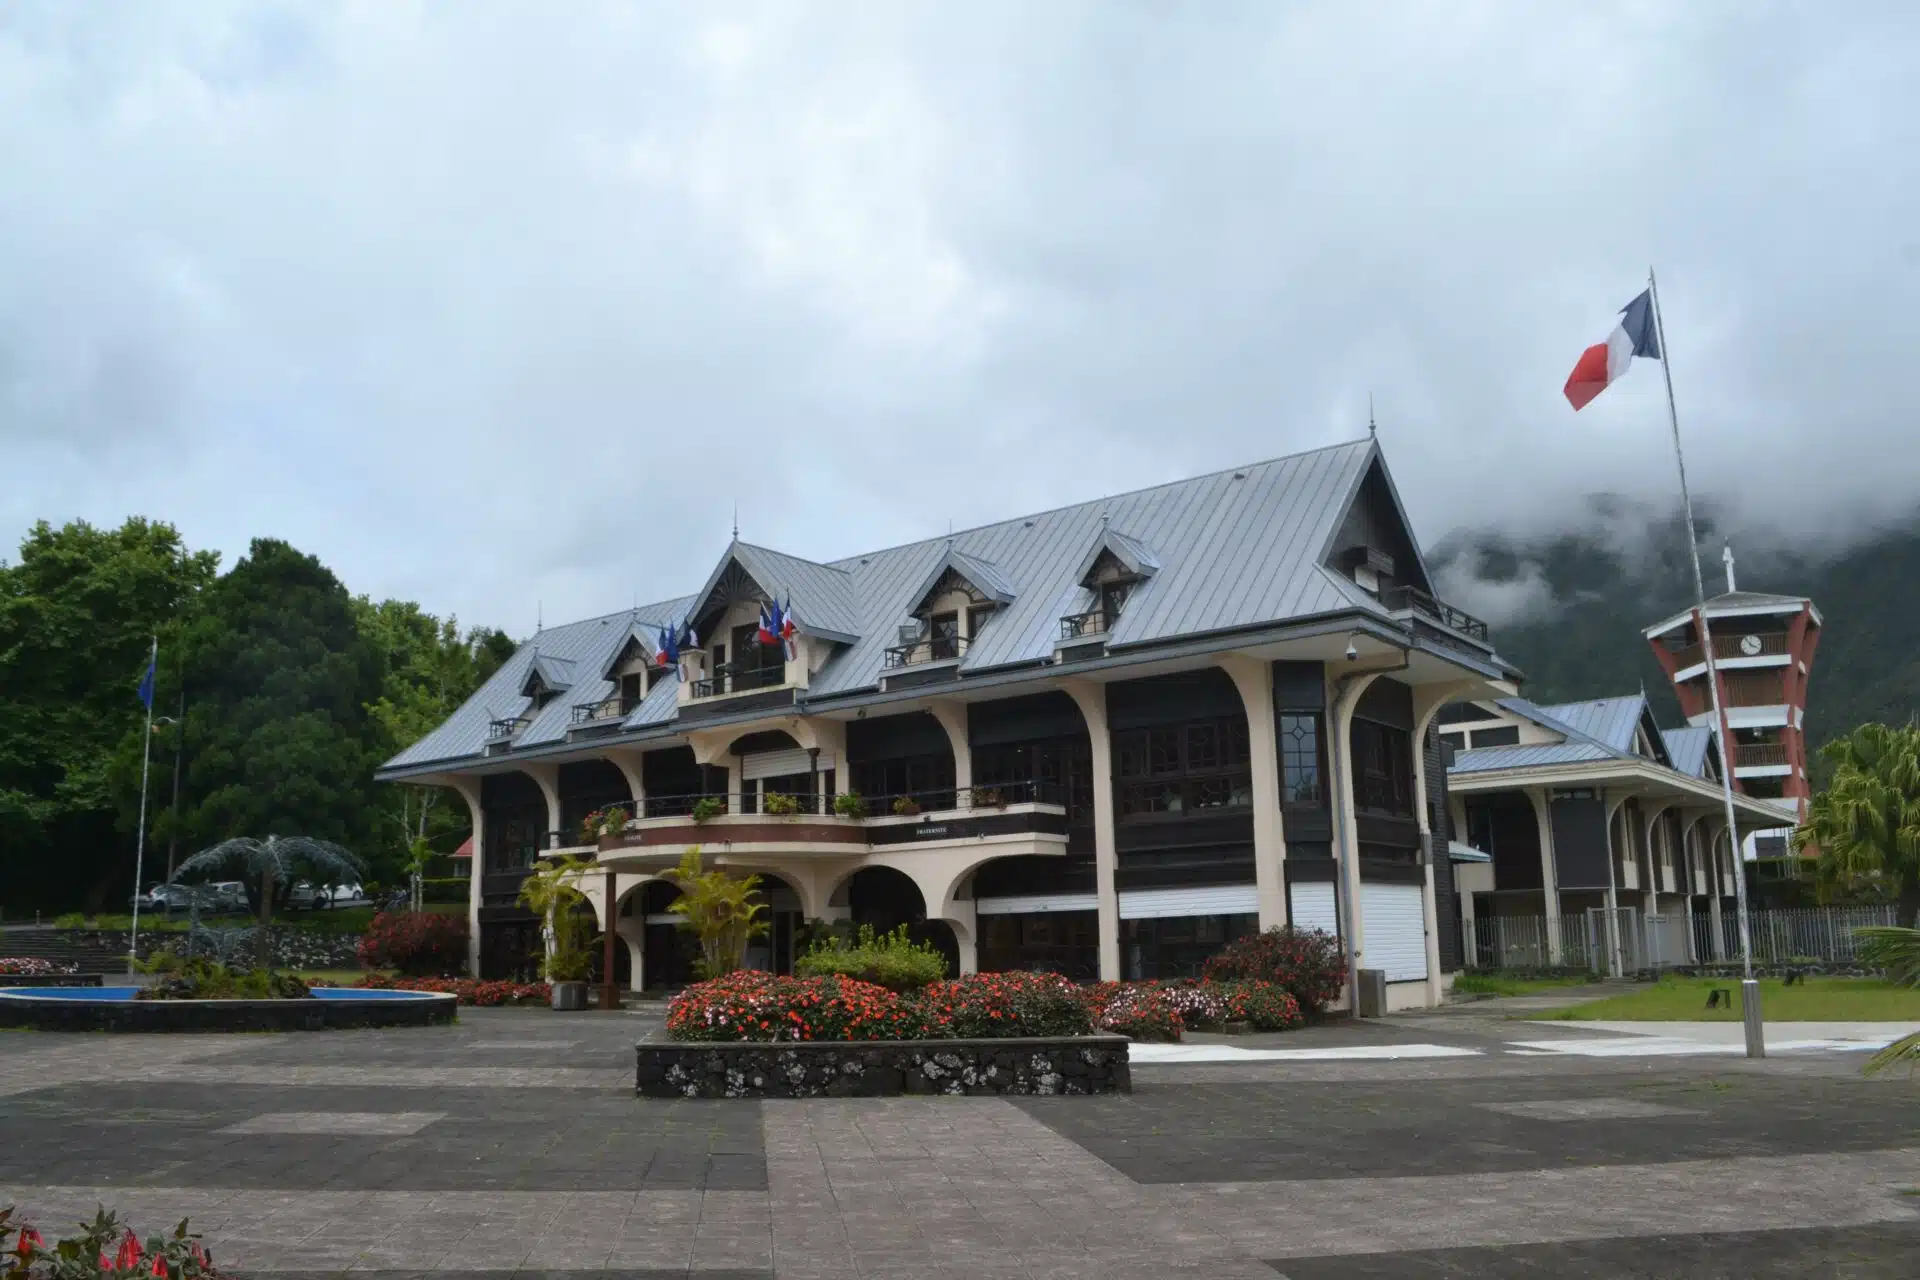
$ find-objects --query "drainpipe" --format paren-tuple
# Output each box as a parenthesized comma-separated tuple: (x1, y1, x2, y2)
(1328, 645, 1410, 1016)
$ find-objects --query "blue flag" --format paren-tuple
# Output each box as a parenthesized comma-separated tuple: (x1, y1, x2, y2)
(137, 649, 156, 711)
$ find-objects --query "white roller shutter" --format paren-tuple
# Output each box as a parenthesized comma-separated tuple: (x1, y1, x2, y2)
(1289, 881, 1340, 939)
(1117, 885, 1258, 920)
(741, 748, 813, 781)
(974, 893, 1098, 916)
(1361, 882, 1427, 982)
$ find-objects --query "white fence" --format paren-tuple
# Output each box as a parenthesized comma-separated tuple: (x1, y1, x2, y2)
(1463, 904, 1903, 974)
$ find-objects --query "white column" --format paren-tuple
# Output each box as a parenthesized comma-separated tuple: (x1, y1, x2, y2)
(1601, 796, 1623, 978)
(1217, 655, 1288, 933)
(450, 777, 484, 978)
(606, 749, 647, 821)
(1328, 673, 1382, 1003)
(525, 763, 563, 848)
(1704, 821, 1727, 961)
(1528, 787, 1562, 964)
(1061, 679, 1121, 982)
(1410, 683, 1473, 1008)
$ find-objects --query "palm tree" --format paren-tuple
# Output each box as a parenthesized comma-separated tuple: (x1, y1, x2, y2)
(1798, 724, 1920, 925)
(664, 846, 767, 978)
(172, 835, 365, 969)
(1856, 926, 1920, 1075)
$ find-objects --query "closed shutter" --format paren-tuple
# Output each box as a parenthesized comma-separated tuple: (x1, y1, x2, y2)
(742, 748, 814, 781)
(1290, 881, 1339, 939)
(974, 893, 1099, 916)
(1117, 885, 1257, 920)
(1361, 882, 1427, 982)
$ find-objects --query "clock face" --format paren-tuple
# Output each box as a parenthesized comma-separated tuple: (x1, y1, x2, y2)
(1738, 634, 1763, 656)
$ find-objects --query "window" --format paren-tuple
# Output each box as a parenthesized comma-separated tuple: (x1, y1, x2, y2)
(534, 690, 558, 711)
(1439, 730, 1464, 751)
(967, 605, 995, 638)
(1114, 716, 1253, 820)
(1469, 725, 1519, 749)
(1100, 581, 1134, 623)
(930, 611, 960, 660)
(1279, 713, 1324, 807)
(619, 672, 643, 703)
(1351, 719, 1413, 816)
(711, 641, 727, 668)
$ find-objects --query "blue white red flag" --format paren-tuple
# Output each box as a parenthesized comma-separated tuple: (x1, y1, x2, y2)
(1565, 289, 1661, 410)
(137, 647, 156, 711)
(757, 602, 777, 646)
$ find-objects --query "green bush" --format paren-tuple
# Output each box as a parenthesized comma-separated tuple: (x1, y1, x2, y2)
(133, 951, 311, 1000)
(795, 924, 948, 991)
(833, 793, 868, 818)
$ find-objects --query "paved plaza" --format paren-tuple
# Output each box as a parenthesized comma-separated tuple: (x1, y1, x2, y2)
(3, 999, 1918, 1277)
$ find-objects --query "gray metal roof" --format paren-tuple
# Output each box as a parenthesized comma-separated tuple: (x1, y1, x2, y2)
(1662, 726, 1714, 778)
(1644, 589, 1817, 638)
(1073, 525, 1162, 585)
(904, 546, 1018, 613)
(1448, 739, 1615, 774)
(522, 653, 576, 696)
(385, 437, 1480, 773)
(1536, 695, 1644, 754)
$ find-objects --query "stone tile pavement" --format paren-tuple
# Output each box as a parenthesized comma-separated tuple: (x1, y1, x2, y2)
(1, 1005, 1917, 1276)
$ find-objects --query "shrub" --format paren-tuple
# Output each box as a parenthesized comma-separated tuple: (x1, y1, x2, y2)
(355, 974, 550, 1006)
(1201, 925, 1347, 1016)
(356, 910, 469, 976)
(891, 796, 922, 816)
(133, 952, 311, 1000)
(762, 791, 801, 816)
(832, 793, 868, 818)
(581, 805, 629, 841)
(1, 1204, 222, 1279)
(795, 924, 948, 991)
(918, 972, 1092, 1039)
(0, 958, 75, 976)
(691, 796, 725, 822)
(1213, 980, 1303, 1031)
(666, 971, 927, 1042)
(1095, 985, 1184, 1041)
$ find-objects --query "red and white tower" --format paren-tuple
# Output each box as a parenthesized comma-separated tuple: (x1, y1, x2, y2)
(1644, 546, 1822, 847)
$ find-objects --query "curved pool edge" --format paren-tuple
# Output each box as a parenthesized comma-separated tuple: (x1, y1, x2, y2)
(0, 985, 458, 1032)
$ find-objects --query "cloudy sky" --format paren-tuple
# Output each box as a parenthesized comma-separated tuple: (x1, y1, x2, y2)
(4, 2, 1916, 635)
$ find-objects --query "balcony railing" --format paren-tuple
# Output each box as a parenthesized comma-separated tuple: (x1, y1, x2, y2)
(1380, 585, 1490, 643)
(689, 662, 786, 699)
(884, 634, 968, 669)
(485, 715, 532, 742)
(633, 780, 1068, 823)
(1673, 632, 1789, 669)
(1722, 669, 1787, 707)
(570, 694, 638, 726)
(1059, 609, 1110, 641)
(1735, 742, 1791, 769)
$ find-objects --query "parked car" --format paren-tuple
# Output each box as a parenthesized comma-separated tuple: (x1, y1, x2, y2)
(322, 882, 366, 908)
(207, 881, 249, 913)
(130, 883, 197, 911)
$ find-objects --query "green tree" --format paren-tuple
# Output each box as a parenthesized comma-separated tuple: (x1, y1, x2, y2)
(664, 846, 767, 978)
(516, 852, 598, 982)
(174, 539, 386, 866)
(1798, 723, 1920, 923)
(1855, 927, 1920, 1075)
(0, 518, 218, 911)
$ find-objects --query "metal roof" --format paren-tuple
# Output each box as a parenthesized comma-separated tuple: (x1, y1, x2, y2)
(521, 653, 576, 697)
(1536, 695, 1645, 754)
(1661, 726, 1714, 778)
(1644, 589, 1817, 638)
(385, 437, 1492, 772)
(904, 545, 1019, 613)
(1448, 740, 1615, 774)
(1072, 525, 1162, 585)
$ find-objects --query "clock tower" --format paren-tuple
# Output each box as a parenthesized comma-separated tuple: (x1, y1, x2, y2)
(1643, 547, 1822, 847)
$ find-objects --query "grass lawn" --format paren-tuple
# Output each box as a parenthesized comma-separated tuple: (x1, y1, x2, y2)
(1454, 971, 1602, 998)
(50, 903, 463, 935)
(293, 968, 392, 985)
(1529, 976, 1920, 1022)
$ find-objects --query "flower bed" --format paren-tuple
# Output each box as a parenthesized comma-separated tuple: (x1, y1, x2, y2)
(0, 958, 76, 977)
(666, 971, 1092, 1043)
(637, 1035, 1130, 1098)
(354, 974, 551, 1006)
(1201, 926, 1346, 1017)
(2, 1204, 222, 1278)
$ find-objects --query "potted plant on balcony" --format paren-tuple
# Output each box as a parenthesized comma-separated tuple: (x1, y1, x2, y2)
(516, 853, 597, 1011)
(969, 786, 1005, 810)
(763, 791, 801, 817)
(582, 805, 630, 844)
(892, 796, 922, 817)
(833, 793, 868, 819)
(691, 796, 725, 823)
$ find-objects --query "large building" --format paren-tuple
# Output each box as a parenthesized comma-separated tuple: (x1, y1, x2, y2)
(380, 439, 1780, 1008)
(1643, 553, 1821, 858)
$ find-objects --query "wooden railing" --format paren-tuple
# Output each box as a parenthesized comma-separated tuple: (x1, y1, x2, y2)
(1672, 632, 1789, 669)
(1735, 742, 1790, 768)
(1721, 669, 1786, 706)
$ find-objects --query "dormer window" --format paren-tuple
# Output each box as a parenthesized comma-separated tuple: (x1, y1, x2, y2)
(887, 547, 1016, 669)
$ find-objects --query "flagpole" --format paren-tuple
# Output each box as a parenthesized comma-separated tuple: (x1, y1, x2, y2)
(129, 636, 158, 973)
(1647, 267, 1763, 1058)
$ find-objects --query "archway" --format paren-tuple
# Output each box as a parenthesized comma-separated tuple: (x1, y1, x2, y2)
(844, 866, 959, 976)
(638, 880, 696, 991)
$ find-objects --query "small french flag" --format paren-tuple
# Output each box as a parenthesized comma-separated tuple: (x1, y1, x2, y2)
(1564, 289, 1661, 410)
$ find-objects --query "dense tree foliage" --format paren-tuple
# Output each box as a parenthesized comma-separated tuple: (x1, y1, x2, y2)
(0, 519, 513, 913)
(1798, 723, 1920, 922)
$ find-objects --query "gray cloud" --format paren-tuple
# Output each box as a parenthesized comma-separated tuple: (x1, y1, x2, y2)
(3, 1, 1916, 636)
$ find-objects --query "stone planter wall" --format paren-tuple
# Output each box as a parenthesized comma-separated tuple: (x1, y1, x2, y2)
(55, 929, 364, 970)
(0, 991, 457, 1033)
(636, 1036, 1131, 1099)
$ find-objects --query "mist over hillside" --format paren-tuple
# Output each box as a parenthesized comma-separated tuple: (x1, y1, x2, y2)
(1429, 497, 1920, 750)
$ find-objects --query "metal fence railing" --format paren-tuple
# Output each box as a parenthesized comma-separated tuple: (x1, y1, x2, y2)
(1464, 904, 1905, 972)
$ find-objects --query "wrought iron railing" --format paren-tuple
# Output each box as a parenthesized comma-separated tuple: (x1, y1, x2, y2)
(1380, 586, 1490, 642)
(570, 694, 638, 725)
(883, 634, 968, 669)
(1058, 609, 1109, 641)
(689, 662, 786, 699)
(629, 781, 1069, 823)
(1117, 773, 1253, 819)
(485, 715, 532, 741)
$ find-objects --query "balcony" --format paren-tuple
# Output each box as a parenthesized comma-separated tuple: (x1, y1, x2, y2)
(1059, 609, 1110, 642)
(689, 662, 786, 700)
(595, 782, 1072, 867)
(483, 716, 532, 753)
(1721, 669, 1787, 707)
(884, 633, 968, 669)
(1380, 585, 1490, 644)
(1673, 632, 1789, 670)
(570, 694, 639, 726)
(1735, 742, 1791, 770)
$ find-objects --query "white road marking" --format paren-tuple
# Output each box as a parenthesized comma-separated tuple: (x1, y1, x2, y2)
(1130, 1042, 1481, 1064)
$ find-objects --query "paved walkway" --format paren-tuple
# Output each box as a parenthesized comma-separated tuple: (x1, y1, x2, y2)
(2, 1003, 1917, 1277)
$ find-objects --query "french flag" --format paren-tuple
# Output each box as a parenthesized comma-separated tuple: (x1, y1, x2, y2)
(1564, 289, 1661, 410)
(778, 597, 797, 659)
(757, 602, 778, 646)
